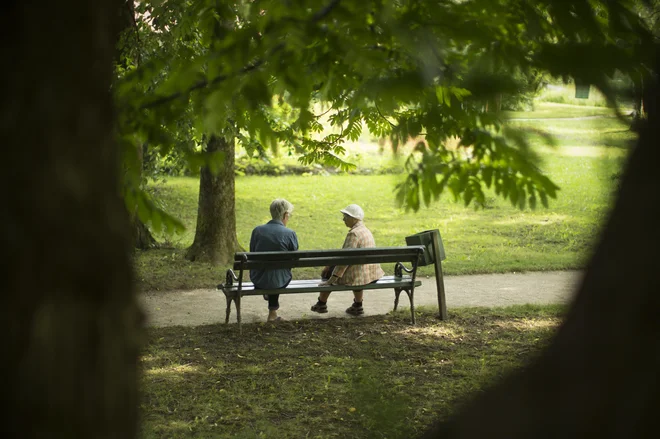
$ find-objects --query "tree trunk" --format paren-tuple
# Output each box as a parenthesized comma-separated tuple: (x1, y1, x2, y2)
(185, 135, 243, 264)
(1, 1, 142, 438)
(134, 216, 158, 249)
(631, 72, 645, 132)
(131, 143, 158, 250)
(116, 0, 158, 250)
(420, 61, 660, 439)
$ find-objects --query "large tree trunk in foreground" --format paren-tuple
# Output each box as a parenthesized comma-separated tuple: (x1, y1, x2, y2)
(420, 72, 660, 438)
(185, 135, 242, 264)
(1, 1, 141, 438)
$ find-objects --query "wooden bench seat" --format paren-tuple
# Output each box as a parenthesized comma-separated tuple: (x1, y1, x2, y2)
(222, 276, 422, 295)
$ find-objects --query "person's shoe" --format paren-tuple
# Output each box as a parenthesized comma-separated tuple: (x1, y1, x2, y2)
(311, 301, 328, 313)
(346, 302, 364, 316)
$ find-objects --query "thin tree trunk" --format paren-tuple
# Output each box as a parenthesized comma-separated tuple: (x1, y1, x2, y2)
(185, 135, 243, 264)
(631, 72, 645, 132)
(131, 143, 158, 250)
(134, 216, 158, 249)
(116, 1, 158, 250)
(1, 1, 142, 438)
(420, 60, 660, 439)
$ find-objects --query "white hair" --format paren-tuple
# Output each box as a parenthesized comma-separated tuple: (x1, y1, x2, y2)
(270, 198, 294, 220)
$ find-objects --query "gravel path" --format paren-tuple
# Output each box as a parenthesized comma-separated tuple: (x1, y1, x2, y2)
(140, 270, 582, 327)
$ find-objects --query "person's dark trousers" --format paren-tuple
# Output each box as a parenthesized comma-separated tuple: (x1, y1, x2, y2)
(267, 294, 280, 311)
(256, 279, 291, 311)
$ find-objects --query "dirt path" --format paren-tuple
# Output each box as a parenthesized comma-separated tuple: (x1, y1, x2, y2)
(140, 270, 582, 327)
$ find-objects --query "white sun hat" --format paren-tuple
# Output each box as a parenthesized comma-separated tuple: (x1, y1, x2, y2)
(340, 204, 364, 220)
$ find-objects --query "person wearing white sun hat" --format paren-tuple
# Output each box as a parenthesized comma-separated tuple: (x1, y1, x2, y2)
(311, 204, 384, 316)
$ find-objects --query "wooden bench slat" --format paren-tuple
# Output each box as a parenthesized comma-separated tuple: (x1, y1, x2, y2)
(234, 246, 425, 261)
(222, 276, 420, 295)
(234, 254, 421, 270)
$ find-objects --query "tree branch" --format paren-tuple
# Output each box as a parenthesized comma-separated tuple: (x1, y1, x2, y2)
(140, 44, 283, 110)
(376, 104, 398, 128)
(139, 0, 342, 110)
(126, 0, 142, 66)
(311, 0, 341, 22)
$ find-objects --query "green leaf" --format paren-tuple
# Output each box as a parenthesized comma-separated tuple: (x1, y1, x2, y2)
(463, 184, 474, 207)
(482, 166, 494, 188)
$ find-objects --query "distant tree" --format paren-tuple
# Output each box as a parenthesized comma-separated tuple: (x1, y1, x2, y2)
(117, 0, 159, 250)
(185, 133, 243, 263)
(183, 2, 245, 263)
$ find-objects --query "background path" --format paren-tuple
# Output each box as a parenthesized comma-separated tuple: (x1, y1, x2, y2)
(140, 270, 582, 327)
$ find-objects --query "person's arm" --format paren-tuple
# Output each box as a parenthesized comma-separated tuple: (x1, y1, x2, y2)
(249, 228, 257, 252)
(320, 231, 358, 285)
(289, 231, 299, 251)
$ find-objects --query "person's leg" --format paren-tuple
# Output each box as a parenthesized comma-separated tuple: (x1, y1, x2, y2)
(267, 294, 280, 321)
(266, 279, 290, 321)
(346, 290, 364, 315)
(313, 266, 336, 313)
(311, 291, 331, 313)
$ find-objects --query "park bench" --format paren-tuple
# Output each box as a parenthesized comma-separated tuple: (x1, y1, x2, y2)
(217, 246, 428, 333)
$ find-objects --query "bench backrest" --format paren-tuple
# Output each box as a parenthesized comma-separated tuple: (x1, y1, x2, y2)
(233, 246, 425, 270)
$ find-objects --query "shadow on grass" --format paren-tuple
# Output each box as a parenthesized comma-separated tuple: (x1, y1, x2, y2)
(140, 305, 566, 439)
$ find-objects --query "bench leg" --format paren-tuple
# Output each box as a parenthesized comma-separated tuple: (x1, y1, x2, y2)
(393, 287, 402, 311)
(236, 294, 242, 335)
(224, 294, 233, 324)
(404, 289, 416, 325)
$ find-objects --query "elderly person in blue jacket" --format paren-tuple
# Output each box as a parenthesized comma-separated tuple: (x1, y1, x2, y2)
(249, 198, 299, 322)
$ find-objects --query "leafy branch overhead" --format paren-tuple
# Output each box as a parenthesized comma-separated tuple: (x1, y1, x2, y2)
(116, 0, 655, 214)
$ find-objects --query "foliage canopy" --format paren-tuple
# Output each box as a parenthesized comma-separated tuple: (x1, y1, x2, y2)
(116, 0, 655, 225)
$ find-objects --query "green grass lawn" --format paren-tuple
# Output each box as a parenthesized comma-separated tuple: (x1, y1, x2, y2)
(505, 102, 620, 119)
(140, 304, 564, 439)
(135, 104, 635, 292)
(534, 83, 613, 107)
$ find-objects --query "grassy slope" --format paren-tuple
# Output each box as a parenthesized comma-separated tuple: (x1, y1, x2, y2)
(140, 305, 565, 439)
(135, 104, 635, 291)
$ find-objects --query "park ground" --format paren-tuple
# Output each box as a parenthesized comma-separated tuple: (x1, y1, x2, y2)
(141, 304, 566, 438)
(138, 93, 635, 438)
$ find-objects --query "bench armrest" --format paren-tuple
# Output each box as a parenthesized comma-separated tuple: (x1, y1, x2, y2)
(394, 261, 414, 278)
(218, 269, 240, 290)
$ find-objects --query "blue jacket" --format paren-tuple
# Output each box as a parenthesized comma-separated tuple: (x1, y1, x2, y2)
(249, 220, 299, 289)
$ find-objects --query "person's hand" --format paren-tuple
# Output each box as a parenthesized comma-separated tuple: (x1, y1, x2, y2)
(319, 275, 339, 286)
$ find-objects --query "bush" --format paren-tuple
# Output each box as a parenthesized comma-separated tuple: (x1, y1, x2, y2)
(234, 155, 405, 177)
